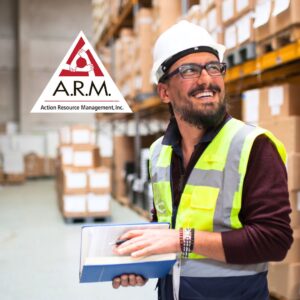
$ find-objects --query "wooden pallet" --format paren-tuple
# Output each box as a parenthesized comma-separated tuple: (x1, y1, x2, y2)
(256, 25, 300, 56)
(64, 216, 111, 224)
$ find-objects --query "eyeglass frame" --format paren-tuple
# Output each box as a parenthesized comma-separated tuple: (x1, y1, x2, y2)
(161, 62, 227, 82)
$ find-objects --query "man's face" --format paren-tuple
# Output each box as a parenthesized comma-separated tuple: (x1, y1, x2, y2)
(158, 52, 226, 129)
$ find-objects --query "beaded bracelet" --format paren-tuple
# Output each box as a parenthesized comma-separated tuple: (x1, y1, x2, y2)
(179, 228, 195, 258)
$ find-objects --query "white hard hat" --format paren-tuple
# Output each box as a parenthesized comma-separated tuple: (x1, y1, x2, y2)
(151, 20, 226, 84)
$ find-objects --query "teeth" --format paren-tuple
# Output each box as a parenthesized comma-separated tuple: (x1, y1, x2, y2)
(195, 91, 213, 98)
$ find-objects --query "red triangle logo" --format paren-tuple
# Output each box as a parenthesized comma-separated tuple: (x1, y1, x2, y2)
(59, 37, 103, 77)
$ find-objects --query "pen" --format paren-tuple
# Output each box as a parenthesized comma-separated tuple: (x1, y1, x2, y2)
(109, 239, 129, 246)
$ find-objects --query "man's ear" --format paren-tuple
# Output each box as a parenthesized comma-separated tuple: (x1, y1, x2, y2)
(157, 82, 170, 104)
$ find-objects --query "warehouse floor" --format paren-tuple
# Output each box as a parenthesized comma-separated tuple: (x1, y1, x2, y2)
(0, 179, 157, 300)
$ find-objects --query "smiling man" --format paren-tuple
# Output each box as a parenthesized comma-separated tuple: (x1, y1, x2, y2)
(112, 21, 293, 300)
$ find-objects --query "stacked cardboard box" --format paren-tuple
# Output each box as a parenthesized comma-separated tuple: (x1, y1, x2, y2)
(182, 4, 201, 25)
(250, 83, 300, 300)
(92, 0, 111, 44)
(114, 28, 136, 103)
(57, 125, 111, 219)
(113, 135, 135, 201)
(222, 0, 256, 66)
(199, 0, 223, 44)
(152, 0, 182, 41)
(133, 8, 155, 96)
(254, 0, 300, 55)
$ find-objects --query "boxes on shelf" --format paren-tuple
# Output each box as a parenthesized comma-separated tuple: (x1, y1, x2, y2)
(235, 0, 254, 18)
(134, 8, 154, 95)
(259, 84, 300, 123)
(253, 0, 274, 42)
(271, 0, 300, 36)
(268, 262, 300, 300)
(242, 89, 260, 125)
(259, 116, 300, 153)
(221, 0, 235, 26)
(183, 4, 201, 25)
(152, 0, 182, 39)
(113, 135, 135, 199)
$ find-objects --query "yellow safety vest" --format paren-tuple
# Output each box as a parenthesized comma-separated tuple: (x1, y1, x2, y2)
(150, 118, 286, 265)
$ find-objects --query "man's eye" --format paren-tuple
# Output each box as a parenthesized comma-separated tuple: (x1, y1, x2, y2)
(182, 67, 197, 75)
(208, 64, 221, 71)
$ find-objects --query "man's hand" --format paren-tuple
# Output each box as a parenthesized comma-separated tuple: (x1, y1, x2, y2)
(112, 274, 148, 289)
(114, 229, 180, 258)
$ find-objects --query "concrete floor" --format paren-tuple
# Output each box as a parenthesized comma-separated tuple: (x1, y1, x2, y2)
(0, 179, 157, 300)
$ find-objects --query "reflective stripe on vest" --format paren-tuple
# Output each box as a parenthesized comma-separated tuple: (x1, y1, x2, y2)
(149, 118, 286, 277)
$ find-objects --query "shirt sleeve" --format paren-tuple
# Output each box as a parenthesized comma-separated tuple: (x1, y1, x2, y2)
(222, 135, 293, 264)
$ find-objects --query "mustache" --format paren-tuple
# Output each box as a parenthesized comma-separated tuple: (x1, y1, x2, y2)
(188, 83, 221, 97)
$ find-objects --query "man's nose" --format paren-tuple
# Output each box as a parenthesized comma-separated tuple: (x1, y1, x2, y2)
(196, 68, 211, 84)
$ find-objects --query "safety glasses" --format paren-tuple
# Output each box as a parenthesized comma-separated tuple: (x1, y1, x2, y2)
(163, 62, 227, 81)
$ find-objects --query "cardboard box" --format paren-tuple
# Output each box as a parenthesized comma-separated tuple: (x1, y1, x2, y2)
(58, 145, 73, 166)
(24, 152, 44, 178)
(62, 167, 87, 194)
(235, 0, 254, 17)
(253, 0, 274, 42)
(259, 117, 300, 152)
(87, 167, 111, 194)
(43, 157, 57, 177)
(224, 24, 237, 51)
(71, 125, 95, 145)
(228, 96, 242, 120)
(221, 0, 235, 24)
(289, 191, 300, 228)
(113, 136, 135, 198)
(242, 89, 260, 125)
(272, 0, 300, 34)
(268, 262, 300, 300)
(259, 84, 300, 123)
(287, 154, 300, 191)
(63, 194, 86, 213)
(86, 193, 111, 212)
(153, 0, 182, 35)
(59, 127, 71, 145)
(72, 145, 101, 169)
(236, 12, 255, 45)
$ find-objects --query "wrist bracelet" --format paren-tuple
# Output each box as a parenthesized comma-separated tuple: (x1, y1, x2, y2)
(179, 228, 195, 258)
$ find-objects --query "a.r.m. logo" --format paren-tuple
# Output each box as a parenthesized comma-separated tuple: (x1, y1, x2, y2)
(31, 31, 132, 113)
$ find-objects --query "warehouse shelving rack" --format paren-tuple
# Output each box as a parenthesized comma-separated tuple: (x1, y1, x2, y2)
(94, 0, 300, 219)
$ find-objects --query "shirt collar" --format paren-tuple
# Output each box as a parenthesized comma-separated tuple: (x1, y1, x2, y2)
(162, 113, 231, 148)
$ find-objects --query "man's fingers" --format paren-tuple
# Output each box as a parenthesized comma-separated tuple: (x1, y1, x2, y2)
(112, 277, 121, 289)
(136, 275, 147, 286)
(129, 274, 137, 286)
(121, 274, 129, 287)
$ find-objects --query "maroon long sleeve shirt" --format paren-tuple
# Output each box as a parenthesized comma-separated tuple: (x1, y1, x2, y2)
(151, 115, 293, 264)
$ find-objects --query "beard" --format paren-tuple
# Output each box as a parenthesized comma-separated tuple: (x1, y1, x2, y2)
(172, 83, 227, 130)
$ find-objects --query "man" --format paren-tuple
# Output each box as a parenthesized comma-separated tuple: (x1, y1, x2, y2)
(112, 21, 293, 299)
